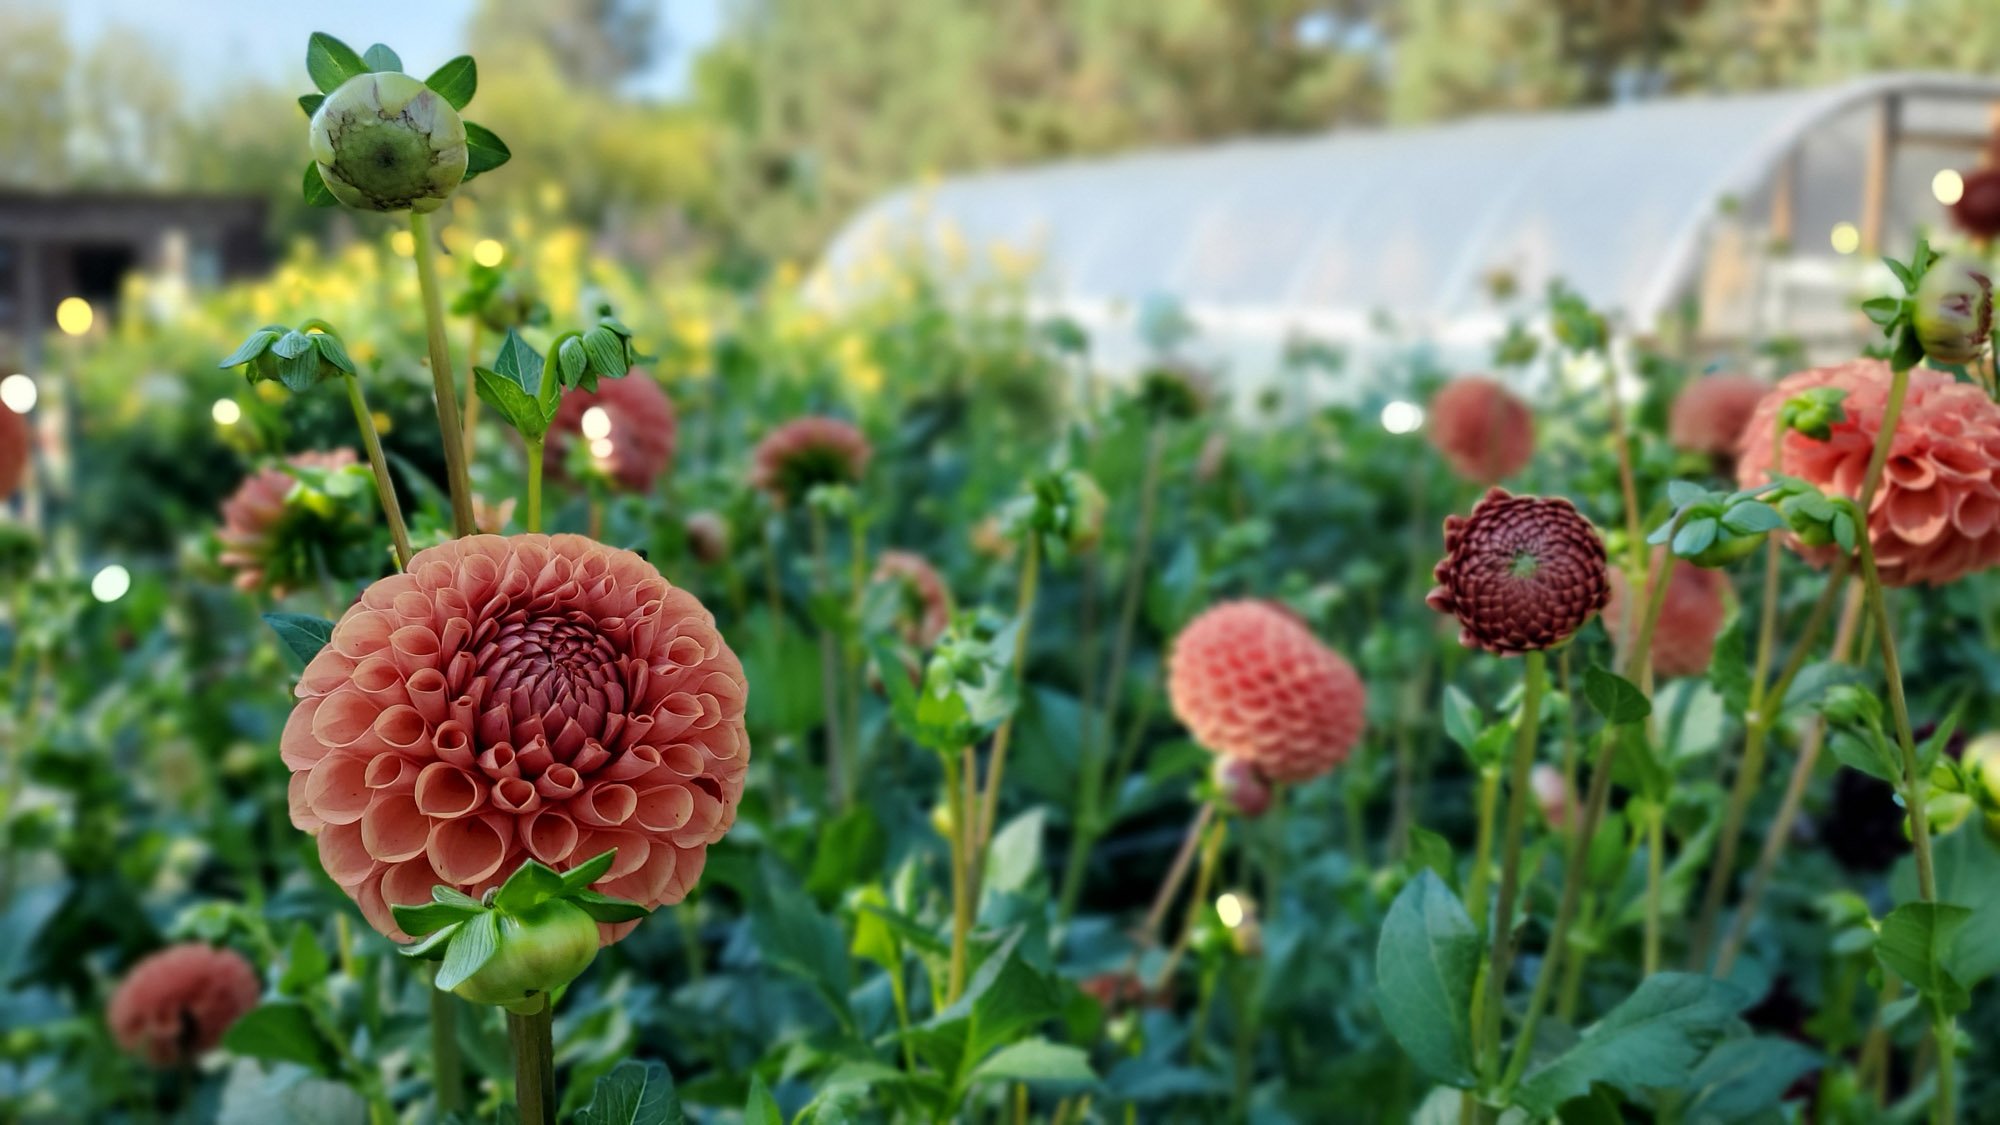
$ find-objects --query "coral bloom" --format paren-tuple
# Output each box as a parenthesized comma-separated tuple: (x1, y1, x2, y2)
(217, 450, 362, 595)
(1167, 600, 1366, 783)
(1428, 488, 1611, 655)
(749, 416, 870, 504)
(283, 534, 748, 942)
(544, 372, 678, 493)
(1603, 554, 1731, 679)
(683, 510, 730, 564)
(1427, 377, 1534, 483)
(0, 405, 28, 499)
(1669, 374, 1767, 455)
(107, 944, 261, 1067)
(1737, 360, 2000, 587)
(873, 550, 952, 648)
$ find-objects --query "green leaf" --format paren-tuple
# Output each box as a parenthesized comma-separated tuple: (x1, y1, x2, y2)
(298, 93, 325, 118)
(475, 367, 550, 441)
(361, 44, 402, 73)
(1827, 729, 1900, 784)
(312, 333, 357, 376)
(263, 613, 335, 669)
(983, 807, 1046, 895)
(398, 922, 459, 961)
(278, 923, 330, 996)
(434, 909, 501, 992)
(425, 56, 477, 110)
(1684, 1037, 1822, 1123)
(750, 874, 853, 1025)
(303, 163, 338, 208)
(568, 891, 651, 923)
(1582, 665, 1651, 725)
(1441, 686, 1482, 753)
(219, 328, 283, 369)
(1514, 973, 1744, 1114)
(1374, 870, 1480, 1087)
(1861, 295, 1905, 326)
(1875, 902, 1973, 1017)
(494, 859, 564, 914)
(1883, 257, 1916, 293)
(561, 850, 618, 891)
(744, 1075, 783, 1125)
(582, 325, 631, 380)
(391, 899, 484, 937)
(462, 121, 511, 178)
(1672, 517, 1719, 560)
(221, 1002, 340, 1073)
(1719, 502, 1784, 536)
(491, 328, 544, 391)
(1407, 826, 1455, 889)
(576, 1059, 683, 1125)
(1664, 480, 1707, 508)
(967, 1039, 1096, 1087)
(305, 33, 369, 95)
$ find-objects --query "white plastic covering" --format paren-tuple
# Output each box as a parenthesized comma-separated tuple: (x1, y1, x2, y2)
(811, 74, 2000, 385)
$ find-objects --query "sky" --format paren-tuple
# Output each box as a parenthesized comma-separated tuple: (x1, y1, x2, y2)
(53, 0, 722, 100)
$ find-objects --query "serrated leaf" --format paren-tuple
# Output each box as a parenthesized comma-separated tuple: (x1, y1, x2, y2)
(425, 56, 477, 111)
(493, 859, 564, 914)
(1374, 871, 1479, 1087)
(1583, 665, 1651, 725)
(463, 121, 511, 177)
(434, 910, 500, 992)
(392, 900, 485, 937)
(303, 163, 338, 207)
(561, 850, 618, 891)
(361, 44, 402, 73)
(490, 329, 544, 392)
(298, 93, 325, 118)
(1514, 974, 1744, 1114)
(306, 32, 370, 95)
(576, 1059, 683, 1125)
(219, 328, 283, 369)
(569, 891, 651, 923)
(264, 613, 335, 669)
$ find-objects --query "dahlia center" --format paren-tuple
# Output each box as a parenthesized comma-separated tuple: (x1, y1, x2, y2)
(1509, 551, 1541, 579)
(476, 614, 626, 758)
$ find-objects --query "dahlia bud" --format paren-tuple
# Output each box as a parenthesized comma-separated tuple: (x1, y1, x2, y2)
(1427, 488, 1611, 655)
(1212, 756, 1273, 818)
(446, 899, 599, 1012)
(309, 72, 468, 213)
(1006, 468, 1106, 554)
(1821, 684, 1883, 728)
(1963, 734, 2000, 810)
(1777, 387, 1847, 442)
(1137, 360, 1211, 422)
(1912, 255, 1994, 366)
(219, 324, 358, 392)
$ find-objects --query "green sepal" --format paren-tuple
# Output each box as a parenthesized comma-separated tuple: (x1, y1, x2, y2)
(567, 891, 652, 924)
(305, 32, 370, 95)
(425, 56, 476, 110)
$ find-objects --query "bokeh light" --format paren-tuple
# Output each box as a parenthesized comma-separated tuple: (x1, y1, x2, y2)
(1934, 169, 1965, 205)
(91, 564, 131, 603)
(473, 239, 506, 267)
(1216, 892, 1246, 929)
(389, 231, 416, 257)
(56, 297, 94, 336)
(1829, 222, 1860, 255)
(1380, 400, 1425, 434)
(212, 399, 242, 426)
(580, 406, 613, 440)
(0, 374, 35, 413)
(589, 437, 615, 460)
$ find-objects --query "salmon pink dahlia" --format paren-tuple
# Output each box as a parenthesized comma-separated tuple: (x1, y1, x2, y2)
(873, 550, 952, 648)
(544, 372, 677, 493)
(749, 416, 870, 504)
(107, 944, 261, 1067)
(283, 533, 748, 942)
(1603, 554, 1731, 679)
(0, 405, 27, 499)
(1428, 488, 1611, 655)
(1427, 377, 1535, 483)
(1737, 359, 2000, 587)
(217, 449, 367, 596)
(1669, 374, 1767, 455)
(1167, 600, 1366, 783)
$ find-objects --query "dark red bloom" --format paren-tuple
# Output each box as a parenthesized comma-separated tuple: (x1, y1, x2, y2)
(107, 944, 261, 1067)
(1428, 377, 1534, 483)
(544, 372, 678, 493)
(1427, 488, 1611, 655)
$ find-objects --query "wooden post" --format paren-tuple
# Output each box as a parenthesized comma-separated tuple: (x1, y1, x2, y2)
(1770, 148, 1796, 248)
(1861, 95, 1901, 256)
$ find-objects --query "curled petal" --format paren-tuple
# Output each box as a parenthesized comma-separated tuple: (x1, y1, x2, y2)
(522, 810, 579, 865)
(319, 821, 379, 887)
(362, 792, 429, 863)
(574, 783, 637, 828)
(426, 814, 513, 885)
(414, 762, 487, 820)
(305, 754, 371, 825)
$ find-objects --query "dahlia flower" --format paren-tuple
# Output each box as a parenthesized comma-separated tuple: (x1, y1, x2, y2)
(309, 72, 467, 214)
(0, 405, 27, 499)
(1212, 755, 1272, 818)
(1737, 359, 2000, 587)
(282, 534, 748, 942)
(1669, 375, 1767, 455)
(1427, 377, 1535, 483)
(684, 511, 730, 564)
(1602, 554, 1731, 679)
(1427, 488, 1611, 655)
(107, 944, 261, 1067)
(1912, 256, 1994, 367)
(544, 372, 677, 493)
(749, 416, 870, 504)
(217, 450, 373, 596)
(1167, 600, 1366, 783)
(1950, 167, 2000, 240)
(873, 550, 952, 648)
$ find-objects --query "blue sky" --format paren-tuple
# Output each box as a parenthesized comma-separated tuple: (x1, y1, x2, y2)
(54, 0, 722, 100)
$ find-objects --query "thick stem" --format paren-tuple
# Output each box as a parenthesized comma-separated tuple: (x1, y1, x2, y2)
(408, 212, 475, 537)
(1479, 650, 1546, 1085)
(977, 533, 1041, 856)
(343, 376, 413, 568)
(427, 977, 465, 1114)
(506, 999, 557, 1125)
(525, 439, 544, 533)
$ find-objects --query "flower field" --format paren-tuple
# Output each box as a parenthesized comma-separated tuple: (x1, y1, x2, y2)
(7, 29, 2000, 1125)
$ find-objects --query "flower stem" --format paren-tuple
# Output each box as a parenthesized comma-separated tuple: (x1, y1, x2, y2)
(408, 211, 475, 538)
(942, 748, 972, 1003)
(462, 320, 481, 461)
(1140, 801, 1216, 945)
(1479, 649, 1546, 1087)
(427, 974, 464, 1115)
(1155, 813, 1226, 990)
(807, 506, 847, 809)
(1642, 801, 1665, 975)
(977, 533, 1041, 857)
(1465, 768, 1501, 945)
(343, 376, 412, 569)
(506, 998, 557, 1125)
(525, 439, 544, 533)
(1604, 364, 1646, 578)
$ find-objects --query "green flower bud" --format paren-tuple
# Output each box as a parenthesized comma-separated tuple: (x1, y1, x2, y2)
(1821, 684, 1881, 728)
(309, 72, 467, 213)
(1777, 387, 1848, 442)
(219, 325, 357, 392)
(449, 899, 599, 1013)
(1912, 255, 1994, 366)
(1922, 791, 1975, 836)
(1964, 734, 2000, 811)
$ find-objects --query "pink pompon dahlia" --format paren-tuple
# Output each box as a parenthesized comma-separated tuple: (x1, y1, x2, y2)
(1167, 600, 1366, 783)
(217, 449, 363, 596)
(749, 416, 871, 504)
(873, 550, 952, 648)
(1603, 554, 1731, 679)
(1737, 360, 2000, 587)
(283, 533, 748, 943)
(107, 944, 261, 1067)
(544, 372, 678, 493)
(1427, 488, 1611, 655)
(1427, 377, 1535, 483)
(1670, 374, 1768, 455)
(0, 405, 28, 499)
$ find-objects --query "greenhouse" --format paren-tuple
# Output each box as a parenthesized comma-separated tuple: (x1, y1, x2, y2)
(818, 73, 2000, 380)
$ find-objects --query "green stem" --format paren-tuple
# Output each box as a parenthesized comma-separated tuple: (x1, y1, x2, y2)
(1465, 769, 1501, 945)
(462, 319, 481, 461)
(343, 376, 413, 569)
(1155, 814, 1225, 990)
(408, 211, 475, 537)
(427, 973, 465, 1115)
(507, 998, 557, 1125)
(1643, 802, 1665, 975)
(942, 748, 971, 1004)
(808, 506, 847, 809)
(978, 534, 1041, 857)
(525, 439, 544, 533)
(1479, 650, 1546, 1087)
(1555, 890, 1596, 1022)
(1140, 801, 1216, 945)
